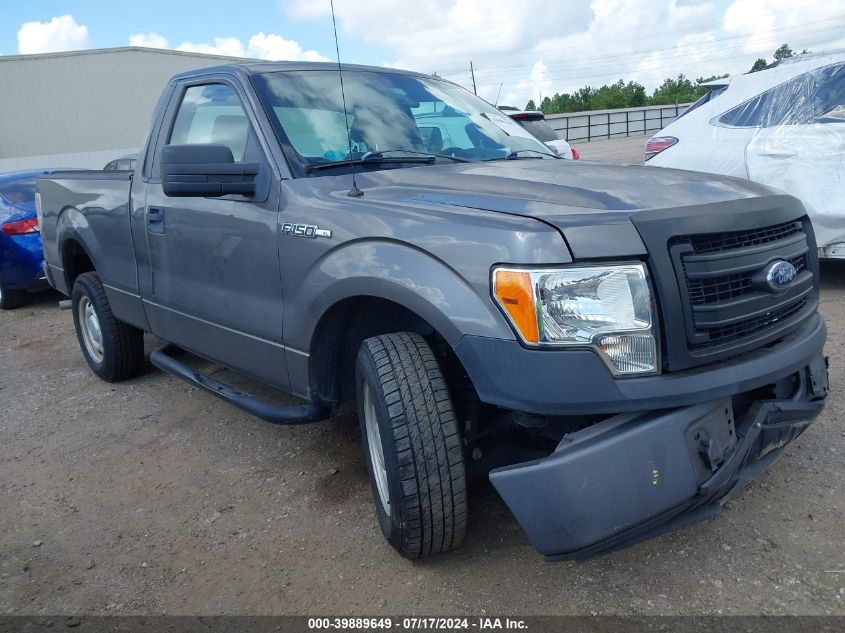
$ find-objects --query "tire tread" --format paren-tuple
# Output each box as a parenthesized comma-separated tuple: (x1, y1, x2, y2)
(73, 272, 144, 382)
(361, 332, 466, 558)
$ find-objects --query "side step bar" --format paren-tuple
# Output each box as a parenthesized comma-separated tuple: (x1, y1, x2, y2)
(149, 346, 329, 425)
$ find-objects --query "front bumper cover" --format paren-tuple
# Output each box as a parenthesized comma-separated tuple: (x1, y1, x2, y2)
(489, 353, 828, 561)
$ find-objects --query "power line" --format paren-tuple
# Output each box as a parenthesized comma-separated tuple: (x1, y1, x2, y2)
(473, 30, 845, 93)
(473, 15, 844, 77)
(437, 13, 845, 80)
(432, 1, 841, 76)
(471, 22, 845, 85)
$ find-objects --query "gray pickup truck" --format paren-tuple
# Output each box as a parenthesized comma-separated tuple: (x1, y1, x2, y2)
(37, 62, 829, 561)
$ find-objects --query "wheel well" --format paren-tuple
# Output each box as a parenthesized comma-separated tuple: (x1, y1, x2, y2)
(62, 239, 95, 290)
(309, 297, 468, 409)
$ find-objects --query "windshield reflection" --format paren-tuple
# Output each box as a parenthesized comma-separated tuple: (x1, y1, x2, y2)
(252, 69, 553, 175)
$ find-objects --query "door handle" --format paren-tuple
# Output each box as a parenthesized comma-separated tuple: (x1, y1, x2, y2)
(147, 207, 165, 234)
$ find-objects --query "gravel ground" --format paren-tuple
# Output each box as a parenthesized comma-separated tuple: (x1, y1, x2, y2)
(1, 138, 843, 616)
(573, 134, 649, 163)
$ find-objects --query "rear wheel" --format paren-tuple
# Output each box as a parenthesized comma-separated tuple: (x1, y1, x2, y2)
(0, 279, 27, 310)
(71, 272, 144, 382)
(355, 332, 467, 559)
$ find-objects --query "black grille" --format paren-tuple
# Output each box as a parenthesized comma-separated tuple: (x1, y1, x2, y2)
(687, 254, 807, 307)
(670, 218, 814, 358)
(689, 299, 808, 351)
(685, 220, 803, 255)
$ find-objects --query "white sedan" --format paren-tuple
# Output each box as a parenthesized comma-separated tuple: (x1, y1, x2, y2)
(645, 51, 845, 259)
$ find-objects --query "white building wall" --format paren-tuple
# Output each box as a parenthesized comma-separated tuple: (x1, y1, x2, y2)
(0, 47, 252, 172)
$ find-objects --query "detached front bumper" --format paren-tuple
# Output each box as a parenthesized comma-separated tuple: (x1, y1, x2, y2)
(489, 353, 829, 561)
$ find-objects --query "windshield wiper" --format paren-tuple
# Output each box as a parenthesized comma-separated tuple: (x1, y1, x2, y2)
(305, 154, 435, 172)
(305, 149, 472, 172)
(366, 149, 471, 163)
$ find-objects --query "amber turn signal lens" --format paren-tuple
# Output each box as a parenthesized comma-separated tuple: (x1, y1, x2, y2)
(494, 270, 539, 344)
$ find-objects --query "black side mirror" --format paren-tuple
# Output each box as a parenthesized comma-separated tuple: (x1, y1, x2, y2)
(161, 144, 258, 197)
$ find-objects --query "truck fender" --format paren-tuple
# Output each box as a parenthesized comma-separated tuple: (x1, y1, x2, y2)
(286, 240, 515, 352)
(55, 207, 103, 293)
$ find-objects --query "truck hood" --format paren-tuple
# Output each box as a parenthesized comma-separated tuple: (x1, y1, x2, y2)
(358, 159, 775, 216)
(352, 159, 782, 258)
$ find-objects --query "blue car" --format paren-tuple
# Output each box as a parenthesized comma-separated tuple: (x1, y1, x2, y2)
(0, 170, 59, 309)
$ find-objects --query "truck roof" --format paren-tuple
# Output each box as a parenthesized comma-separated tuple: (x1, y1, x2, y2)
(170, 61, 433, 82)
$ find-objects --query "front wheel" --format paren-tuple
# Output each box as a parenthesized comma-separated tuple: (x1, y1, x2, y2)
(71, 272, 145, 382)
(355, 332, 467, 559)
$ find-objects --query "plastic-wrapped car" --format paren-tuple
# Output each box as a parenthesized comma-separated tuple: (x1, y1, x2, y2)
(645, 51, 845, 259)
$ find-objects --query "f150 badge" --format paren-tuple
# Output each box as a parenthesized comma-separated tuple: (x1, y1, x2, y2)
(281, 223, 331, 239)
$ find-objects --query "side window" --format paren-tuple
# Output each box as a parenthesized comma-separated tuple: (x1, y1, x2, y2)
(813, 63, 845, 123)
(719, 63, 845, 127)
(718, 90, 777, 127)
(168, 84, 253, 161)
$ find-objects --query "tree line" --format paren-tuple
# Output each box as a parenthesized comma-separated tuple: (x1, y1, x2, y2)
(525, 43, 806, 114)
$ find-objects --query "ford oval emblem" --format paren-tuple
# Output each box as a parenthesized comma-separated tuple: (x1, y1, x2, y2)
(766, 260, 797, 291)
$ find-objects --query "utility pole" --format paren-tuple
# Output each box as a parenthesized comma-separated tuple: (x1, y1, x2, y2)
(470, 61, 477, 95)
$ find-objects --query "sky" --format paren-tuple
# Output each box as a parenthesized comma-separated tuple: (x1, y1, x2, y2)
(2, 0, 845, 108)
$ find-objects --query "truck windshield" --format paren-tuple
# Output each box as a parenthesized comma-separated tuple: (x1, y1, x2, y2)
(252, 70, 554, 174)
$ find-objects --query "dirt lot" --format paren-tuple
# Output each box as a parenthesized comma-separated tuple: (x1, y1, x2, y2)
(574, 134, 649, 163)
(1, 140, 843, 615)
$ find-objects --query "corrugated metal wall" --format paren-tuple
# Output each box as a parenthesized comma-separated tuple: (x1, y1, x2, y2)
(0, 48, 250, 171)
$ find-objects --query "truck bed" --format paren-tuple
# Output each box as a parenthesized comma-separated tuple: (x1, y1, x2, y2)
(37, 170, 136, 300)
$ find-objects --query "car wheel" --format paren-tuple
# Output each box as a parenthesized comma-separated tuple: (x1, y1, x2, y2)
(0, 278, 27, 310)
(71, 272, 144, 382)
(355, 332, 467, 559)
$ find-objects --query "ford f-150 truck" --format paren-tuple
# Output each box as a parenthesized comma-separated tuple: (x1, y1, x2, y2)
(37, 62, 829, 561)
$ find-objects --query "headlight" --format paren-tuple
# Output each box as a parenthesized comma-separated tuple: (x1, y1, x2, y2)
(493, 263, 659, 375)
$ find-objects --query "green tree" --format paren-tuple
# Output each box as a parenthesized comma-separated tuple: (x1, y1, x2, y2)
(649, 74, 699, 105)
(750, 58, 768, 72)
(774, 43, 794, 60)
(524, 99, 537, 111)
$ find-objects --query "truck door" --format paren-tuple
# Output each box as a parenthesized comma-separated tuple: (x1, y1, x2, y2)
(143, 80, 290, 390)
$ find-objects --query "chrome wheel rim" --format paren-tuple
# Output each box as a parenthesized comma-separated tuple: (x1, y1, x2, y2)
(363, 383, 391, 516)
(78, 296, 104, 363)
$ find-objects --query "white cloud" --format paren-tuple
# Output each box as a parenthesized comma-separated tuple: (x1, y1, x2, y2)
(247, 33, 330, 62)
(501, 60, 553, 108)
(288, 0, 845, 109)
(17, 15, 89, 54)
(129, 32, 169, 49)
(723, 0, 845, 55)
(176, 32, 329, 61)
(287, 0, 592, 77)
(177, 36, 247, 58)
